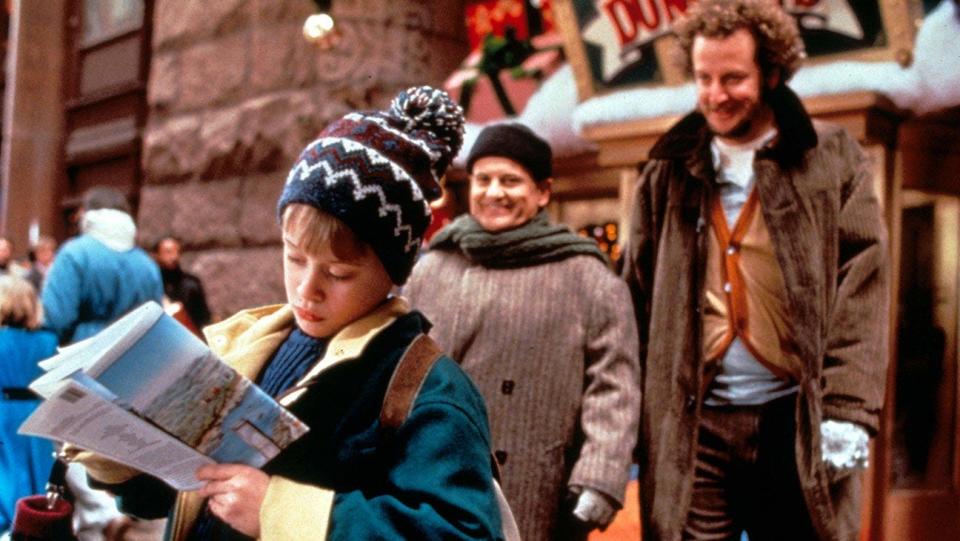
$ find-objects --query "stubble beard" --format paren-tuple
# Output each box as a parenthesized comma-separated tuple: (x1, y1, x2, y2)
(711, 101, 754, 139)
(707, 97, 773, 143)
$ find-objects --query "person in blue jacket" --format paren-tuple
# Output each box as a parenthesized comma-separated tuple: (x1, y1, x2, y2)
(41, 186, 163, 344)
(41, 185, 164, 540)
(74, 86, 504, 540)
(0, 275, 58, 534)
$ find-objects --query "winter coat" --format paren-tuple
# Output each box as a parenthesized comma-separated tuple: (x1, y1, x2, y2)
(161, 267, 212, 329)
(0, 327, 58, 531)
(41, 235, 163, 344)
(406, 250, 640, 541)
(622, 86, 888, 541)
(79, 298, 503, 540)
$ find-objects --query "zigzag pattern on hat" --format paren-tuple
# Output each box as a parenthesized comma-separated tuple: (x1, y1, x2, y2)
(290, 137, 428, 207)
(344, 112, 441, 165)
(325, 115, 441, 200)
(277, 85, 462, 285)
(286, 137, 429, 253)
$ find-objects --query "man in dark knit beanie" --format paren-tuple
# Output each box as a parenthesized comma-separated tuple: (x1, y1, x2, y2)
(467, 122, 553, 183)
(406, 122, 641, 540)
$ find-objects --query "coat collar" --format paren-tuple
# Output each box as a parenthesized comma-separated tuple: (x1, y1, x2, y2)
(649, 84, 818, 174)
(177, 298, 412, 539)
(203, 296, 411, 385)
(279, 297, 413, 405)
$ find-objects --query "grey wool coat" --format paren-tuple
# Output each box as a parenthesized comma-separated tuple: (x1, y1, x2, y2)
(622, 86, 888, 541)
(406, 250, 641, 541)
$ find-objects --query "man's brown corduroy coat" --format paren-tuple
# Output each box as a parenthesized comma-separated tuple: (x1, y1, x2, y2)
(622, 86, 888, 541)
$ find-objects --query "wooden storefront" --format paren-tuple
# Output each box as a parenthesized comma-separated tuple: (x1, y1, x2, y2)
(544, 1, 960, 538)
(0, 0, 152, 246)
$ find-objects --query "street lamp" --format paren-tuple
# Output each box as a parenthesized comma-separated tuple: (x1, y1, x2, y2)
(303, 0, 340, 49)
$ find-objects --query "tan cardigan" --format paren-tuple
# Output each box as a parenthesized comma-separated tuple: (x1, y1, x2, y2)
(702, 189, 803, 381)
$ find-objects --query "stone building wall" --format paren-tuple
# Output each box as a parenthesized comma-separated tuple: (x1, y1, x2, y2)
(136, 0, 468, 320)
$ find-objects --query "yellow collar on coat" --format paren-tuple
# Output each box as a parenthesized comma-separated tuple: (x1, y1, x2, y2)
(202, 296, 411, 403)
(172, 299, 409, 541)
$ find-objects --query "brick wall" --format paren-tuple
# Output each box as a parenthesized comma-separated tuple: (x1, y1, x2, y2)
(137, 0, 467, 320)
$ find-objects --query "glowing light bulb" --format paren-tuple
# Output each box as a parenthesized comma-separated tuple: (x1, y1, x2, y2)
(303, 13, 340, 49)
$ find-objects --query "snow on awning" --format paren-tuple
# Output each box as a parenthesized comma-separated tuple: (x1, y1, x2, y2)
(457, 1, 960, 167)
(573, 0, 960, 131)
(446, 32, 600, 165)
(443, 33, 566, 124)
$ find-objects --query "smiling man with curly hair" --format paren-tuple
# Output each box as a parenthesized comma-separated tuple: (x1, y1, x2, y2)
(623, 1, 889, 540)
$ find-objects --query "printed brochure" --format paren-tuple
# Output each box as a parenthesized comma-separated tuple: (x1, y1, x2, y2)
(19, 301, 309, 491)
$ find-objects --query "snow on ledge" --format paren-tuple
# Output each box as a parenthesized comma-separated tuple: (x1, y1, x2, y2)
(457, 0, 960, 162)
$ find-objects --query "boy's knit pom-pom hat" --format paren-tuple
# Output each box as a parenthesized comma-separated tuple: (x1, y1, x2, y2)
(278, 86, 465, 285)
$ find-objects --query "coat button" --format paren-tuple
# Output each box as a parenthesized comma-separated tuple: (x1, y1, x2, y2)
(685, 394, 697, 412)
(501, 380, 515, 395)
(494, 450, 508, 465)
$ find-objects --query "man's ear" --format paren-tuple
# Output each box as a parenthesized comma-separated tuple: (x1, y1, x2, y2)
(765, 67, 782, 90)
(538, 178, 553, 208)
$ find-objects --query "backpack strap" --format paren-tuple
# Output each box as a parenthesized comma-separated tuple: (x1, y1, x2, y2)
(378, 333, 522, 540)
(379, 333, 443, 430)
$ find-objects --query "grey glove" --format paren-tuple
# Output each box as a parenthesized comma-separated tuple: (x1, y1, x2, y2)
(570, 487, 617, 530)
(820, 419, 869, 480)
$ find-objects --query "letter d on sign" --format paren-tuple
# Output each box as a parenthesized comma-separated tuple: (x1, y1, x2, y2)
(602, 0, 639, 45)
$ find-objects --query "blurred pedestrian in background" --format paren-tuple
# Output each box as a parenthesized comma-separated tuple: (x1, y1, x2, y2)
(0, 237, 26, 279)
(42, 187, 163, 344)
(25, 236, 57, 292)
(406, 123, 640, 541)
(153, 236, 211, 332)
(0, 275, 58, 535)
(0, 237, 13, 275)
(40, 186, 163, 541)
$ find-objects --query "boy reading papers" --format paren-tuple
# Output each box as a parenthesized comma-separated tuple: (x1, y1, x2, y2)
(72, 86, 504, 540)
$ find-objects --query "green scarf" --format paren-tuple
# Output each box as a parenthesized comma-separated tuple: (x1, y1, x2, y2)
(429, 210, 607, 268)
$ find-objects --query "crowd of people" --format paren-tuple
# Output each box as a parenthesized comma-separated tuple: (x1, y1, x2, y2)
(0, 192, 214, 541)
(0, 1, 889, 540)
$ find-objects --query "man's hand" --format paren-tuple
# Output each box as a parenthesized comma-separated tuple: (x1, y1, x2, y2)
(569, 486, 618, 531)
(103, 516, 133, 541)
(820, 419, 869, 481)
(195, 464, 269, 537)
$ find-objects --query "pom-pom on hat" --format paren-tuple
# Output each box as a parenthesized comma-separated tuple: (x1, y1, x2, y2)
(278, 86, 465, 285)
(466, 122, 552, 182)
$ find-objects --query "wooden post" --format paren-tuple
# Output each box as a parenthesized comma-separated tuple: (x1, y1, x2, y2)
(0, 0, 67, 249)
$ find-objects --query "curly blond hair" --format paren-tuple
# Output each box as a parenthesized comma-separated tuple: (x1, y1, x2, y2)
(673, 0, 805, 82)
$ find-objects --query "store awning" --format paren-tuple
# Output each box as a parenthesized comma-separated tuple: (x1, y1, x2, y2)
(443, 33, 565, 124)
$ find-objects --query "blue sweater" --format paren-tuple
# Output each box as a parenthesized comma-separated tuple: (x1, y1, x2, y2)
(190, 328, 329, 540)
